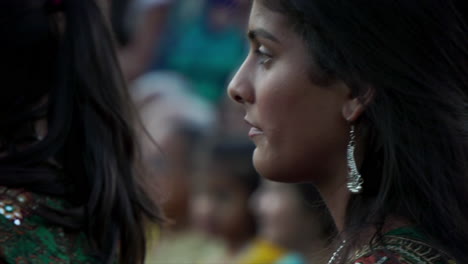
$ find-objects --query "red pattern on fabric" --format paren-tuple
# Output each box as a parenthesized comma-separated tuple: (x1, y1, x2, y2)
(353, 250, 409, 264)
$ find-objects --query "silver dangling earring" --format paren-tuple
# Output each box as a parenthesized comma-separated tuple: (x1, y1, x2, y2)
(347, 125, 363, 194)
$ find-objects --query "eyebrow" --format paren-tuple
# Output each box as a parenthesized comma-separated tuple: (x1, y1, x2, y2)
(247, 29, 281, 44)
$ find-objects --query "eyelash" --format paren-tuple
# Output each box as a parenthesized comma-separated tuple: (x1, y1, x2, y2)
(254, 46, 273, 65)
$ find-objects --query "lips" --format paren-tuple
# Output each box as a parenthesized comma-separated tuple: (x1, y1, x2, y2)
(245, 118, 264, 138)
(249, 127, 264, 137)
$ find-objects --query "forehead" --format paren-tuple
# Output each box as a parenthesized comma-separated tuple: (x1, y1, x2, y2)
(248, 1, 291, 36)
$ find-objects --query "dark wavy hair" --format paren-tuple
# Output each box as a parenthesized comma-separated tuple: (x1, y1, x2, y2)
(0, 0, 162, 263)
(259, 0, 468, 262)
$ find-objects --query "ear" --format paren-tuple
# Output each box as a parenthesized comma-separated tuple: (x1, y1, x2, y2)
(342, 87, 374, 122)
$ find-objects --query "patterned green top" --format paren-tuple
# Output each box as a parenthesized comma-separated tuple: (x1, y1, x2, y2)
(349, 227, 456, 264)
(0, 186, 99, 264)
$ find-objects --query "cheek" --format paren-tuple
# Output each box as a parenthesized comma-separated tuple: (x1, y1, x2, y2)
(253, 76, 347, 182)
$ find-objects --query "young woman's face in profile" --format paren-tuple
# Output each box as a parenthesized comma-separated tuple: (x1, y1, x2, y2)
(228, 1, 349, 183)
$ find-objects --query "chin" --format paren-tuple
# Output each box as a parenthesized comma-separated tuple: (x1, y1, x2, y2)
(253, 150, 301, 183)
(252, 148, 318, 183)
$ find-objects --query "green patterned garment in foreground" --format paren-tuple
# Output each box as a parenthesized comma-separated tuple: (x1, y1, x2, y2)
(0, 186, 99, 264)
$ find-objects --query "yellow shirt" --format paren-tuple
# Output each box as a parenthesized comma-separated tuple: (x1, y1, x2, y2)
(234, 239, 287, 264)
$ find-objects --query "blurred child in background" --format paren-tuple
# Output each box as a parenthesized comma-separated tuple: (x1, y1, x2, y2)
(191, 140, 260, 264)
(253, 181, 336, 264)
(131, 72, 224, 264)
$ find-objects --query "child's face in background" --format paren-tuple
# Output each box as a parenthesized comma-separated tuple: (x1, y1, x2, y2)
(191, 165, 256, 244)
(251, 181, 320, 249)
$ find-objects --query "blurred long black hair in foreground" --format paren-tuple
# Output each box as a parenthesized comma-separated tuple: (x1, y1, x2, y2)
(0, 0, 162, 263)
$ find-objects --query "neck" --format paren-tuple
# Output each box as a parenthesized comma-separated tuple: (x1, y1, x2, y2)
(318, 162, 350, 232)
(312, 146, 352, 233)
(322, 183, 349, 232)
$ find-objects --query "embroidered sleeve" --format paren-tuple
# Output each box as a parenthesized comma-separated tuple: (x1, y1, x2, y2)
(0, 187, 98, 264)
(350, 236, 457, 264)
(352, 250, 407, 264)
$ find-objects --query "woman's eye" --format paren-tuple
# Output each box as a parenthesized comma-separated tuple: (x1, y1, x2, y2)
(254, 46, 273, 65)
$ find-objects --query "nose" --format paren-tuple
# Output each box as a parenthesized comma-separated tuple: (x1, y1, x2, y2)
(227, 59, 254, 105)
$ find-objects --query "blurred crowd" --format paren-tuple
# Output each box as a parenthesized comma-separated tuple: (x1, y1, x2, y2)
(116, 0, 336, 263)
